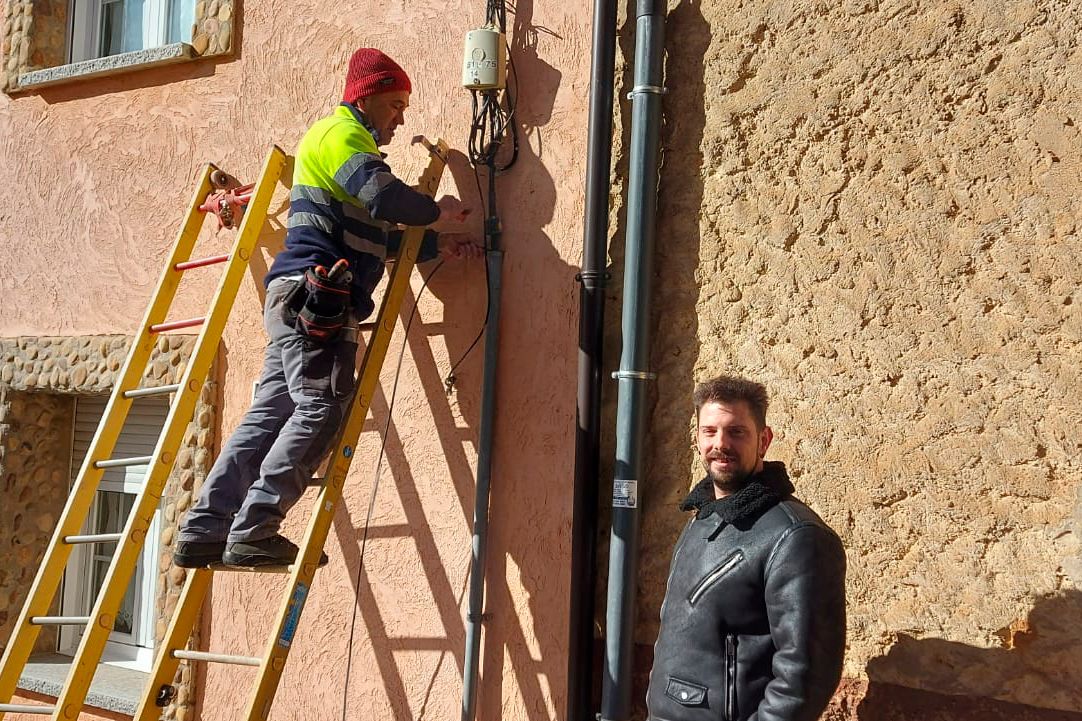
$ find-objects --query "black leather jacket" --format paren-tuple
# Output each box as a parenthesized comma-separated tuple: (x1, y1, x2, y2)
(647, 462, 846, 721)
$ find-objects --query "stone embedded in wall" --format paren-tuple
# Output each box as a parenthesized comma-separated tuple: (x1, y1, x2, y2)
(0, 0, 32, 92)
(191, 0, 233, 56)
(155, 370, 216, 721)
(0, 0, 65, 90)
(0, 386, 73, 654)
(22, 0, 64, 71)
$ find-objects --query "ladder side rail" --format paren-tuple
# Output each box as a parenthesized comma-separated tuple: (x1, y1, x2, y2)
(131, 569, 212, 721)
(243, 141, 449, 721)
(0, 165, 217, 711)
(50, 147, 289, 721)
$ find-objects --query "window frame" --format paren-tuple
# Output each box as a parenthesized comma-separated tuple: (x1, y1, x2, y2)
(68, 0, 190, 64)
(58, 395, 166, 672)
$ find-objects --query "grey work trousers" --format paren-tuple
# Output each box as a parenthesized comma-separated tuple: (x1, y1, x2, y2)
(178, 277, 358, 544)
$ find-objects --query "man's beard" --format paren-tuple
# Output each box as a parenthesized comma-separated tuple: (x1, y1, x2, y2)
(709, 465, 753, 493)
(703, 447, 759, 496)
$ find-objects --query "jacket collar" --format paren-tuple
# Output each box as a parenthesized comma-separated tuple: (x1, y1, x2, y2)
(339, 103, 387, 157)
(680, 461, 795, 524)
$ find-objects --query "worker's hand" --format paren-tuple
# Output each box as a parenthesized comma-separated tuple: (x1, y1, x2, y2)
(433, 195, 472, 230)
(437, 232, 484, 260)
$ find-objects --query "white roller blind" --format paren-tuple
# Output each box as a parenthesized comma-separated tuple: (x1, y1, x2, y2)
(71, 396, 170, 487)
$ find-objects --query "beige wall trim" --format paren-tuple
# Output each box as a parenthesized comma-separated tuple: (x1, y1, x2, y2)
(17, 43, 195, 90)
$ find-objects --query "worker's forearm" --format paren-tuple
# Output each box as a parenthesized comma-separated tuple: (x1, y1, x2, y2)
(369, 179, 440, 226)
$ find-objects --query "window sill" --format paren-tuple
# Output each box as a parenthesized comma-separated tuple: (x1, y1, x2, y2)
(16, 42, 196, 91)
(18, 653, 146, 716)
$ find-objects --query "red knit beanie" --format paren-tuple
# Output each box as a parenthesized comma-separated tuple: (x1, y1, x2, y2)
(342, 48, 412, 104)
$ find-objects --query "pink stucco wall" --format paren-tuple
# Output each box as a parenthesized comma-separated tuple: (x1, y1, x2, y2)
(0, 1, 590, 719)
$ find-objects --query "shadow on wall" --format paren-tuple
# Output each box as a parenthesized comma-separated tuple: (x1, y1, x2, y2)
(327, 0, 576, 719)
(595, 0, 712, 711)
(848, 590, 1082, 721)
(32, 54, 231, 104)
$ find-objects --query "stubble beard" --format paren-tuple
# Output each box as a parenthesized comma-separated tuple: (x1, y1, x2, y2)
(704, 442, 760, 497)
(706, 464, 754, 497)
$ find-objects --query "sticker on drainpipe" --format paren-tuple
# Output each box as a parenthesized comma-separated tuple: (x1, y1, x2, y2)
(613, 480, 638, 508)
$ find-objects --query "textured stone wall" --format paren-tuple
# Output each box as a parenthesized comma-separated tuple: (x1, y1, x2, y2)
(27, 0, 65, 70)
(190, 0, 234, 56)
(619, 0, 1082, 715)
(0, 0, 65, 92)
(155, 372, 217, 721)
(1, 0, 33, 93)
(0, 386, 74, 655)
(0, 334, 216, 721)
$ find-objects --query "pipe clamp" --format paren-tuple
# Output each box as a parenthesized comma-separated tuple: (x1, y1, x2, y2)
(611, 370, 658, 380)
(627, 84, 668, 99)
(576, 270, 612, 283)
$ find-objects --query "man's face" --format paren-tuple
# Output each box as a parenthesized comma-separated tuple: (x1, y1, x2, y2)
(696, 400, 773, 497)
(356, 90, 410, 145)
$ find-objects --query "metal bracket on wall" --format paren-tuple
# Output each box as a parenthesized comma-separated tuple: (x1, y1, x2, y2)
(611, 370, 658, 381)
(626, 84, 668, 99)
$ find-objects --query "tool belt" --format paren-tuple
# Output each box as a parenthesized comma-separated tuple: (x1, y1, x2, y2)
(284, 262, 352, 343)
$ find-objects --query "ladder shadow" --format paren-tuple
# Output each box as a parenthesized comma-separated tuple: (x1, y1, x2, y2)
(328, 249, 562, 721)
(328, 280, 478, 721)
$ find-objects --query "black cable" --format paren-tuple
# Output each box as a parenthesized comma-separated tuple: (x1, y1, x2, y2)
(466, 0, 519, 173)
(339, 259, 444, 721)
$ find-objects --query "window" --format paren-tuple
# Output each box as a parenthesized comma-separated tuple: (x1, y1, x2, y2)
(59, 395, 168, 671)
(69, 0, 195, 63)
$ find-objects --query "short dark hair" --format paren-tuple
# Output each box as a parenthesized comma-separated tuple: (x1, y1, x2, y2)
(693, 375, 769, 429)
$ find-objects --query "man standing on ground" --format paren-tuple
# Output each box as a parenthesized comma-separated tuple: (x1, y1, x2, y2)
(647, 375, 847, 721)
(174, 48, 480, 568)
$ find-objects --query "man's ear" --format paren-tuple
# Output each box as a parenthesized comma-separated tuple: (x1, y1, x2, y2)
(759, 426, 774, 458)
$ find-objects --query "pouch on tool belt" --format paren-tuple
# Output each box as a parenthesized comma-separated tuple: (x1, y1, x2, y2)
(288, 266, 352, 343)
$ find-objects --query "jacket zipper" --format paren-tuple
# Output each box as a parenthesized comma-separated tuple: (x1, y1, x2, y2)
(725, 633, 737, 721)
(687, 552, 743, 606)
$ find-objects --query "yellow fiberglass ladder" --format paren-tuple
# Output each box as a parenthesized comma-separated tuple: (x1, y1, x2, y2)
(0, 145, 289, 720)
(129, 137, 452, 721)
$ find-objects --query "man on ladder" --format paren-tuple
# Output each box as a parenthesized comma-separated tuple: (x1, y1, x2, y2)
(174, 47, 480, 569)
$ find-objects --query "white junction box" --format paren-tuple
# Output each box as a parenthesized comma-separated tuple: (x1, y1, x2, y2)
(462, 27, 507, 90)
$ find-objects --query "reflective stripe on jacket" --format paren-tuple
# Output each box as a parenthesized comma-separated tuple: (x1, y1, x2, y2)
(267, 103, 439, 319)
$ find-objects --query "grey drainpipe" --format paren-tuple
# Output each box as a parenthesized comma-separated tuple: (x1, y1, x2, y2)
(461, 167, 504, 721)
(600, 1, 666, 720)
(567, 0, 617, 719)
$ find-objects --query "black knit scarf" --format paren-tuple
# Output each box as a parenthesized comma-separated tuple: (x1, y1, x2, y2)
(679, 461, 795, 524)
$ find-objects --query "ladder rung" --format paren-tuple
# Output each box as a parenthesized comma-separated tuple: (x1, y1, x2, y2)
(64, 533, 124, 544)
(123, 383, 181, 398)
(95, 455, 154, 469)
(175, 253, 230, 271)
(30, 616, 91, 626)
(208, 562, 293, 574)
(149, 317, 206, 333)
(0, 704, 56, 714)
(172, 650, 261, 667)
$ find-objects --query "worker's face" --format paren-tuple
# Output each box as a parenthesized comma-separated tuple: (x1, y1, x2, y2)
(355, 90, 410, 146)
(696, 400, 773, 497)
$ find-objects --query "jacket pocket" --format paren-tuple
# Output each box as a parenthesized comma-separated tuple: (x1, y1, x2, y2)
(664, 676, 708, 707)
(687, 551, 744, 606)
(724, 634, 738, 721)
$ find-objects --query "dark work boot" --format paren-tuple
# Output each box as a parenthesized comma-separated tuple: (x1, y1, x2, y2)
(173, 540, 227, 568)
(221, 534, 329, 568)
